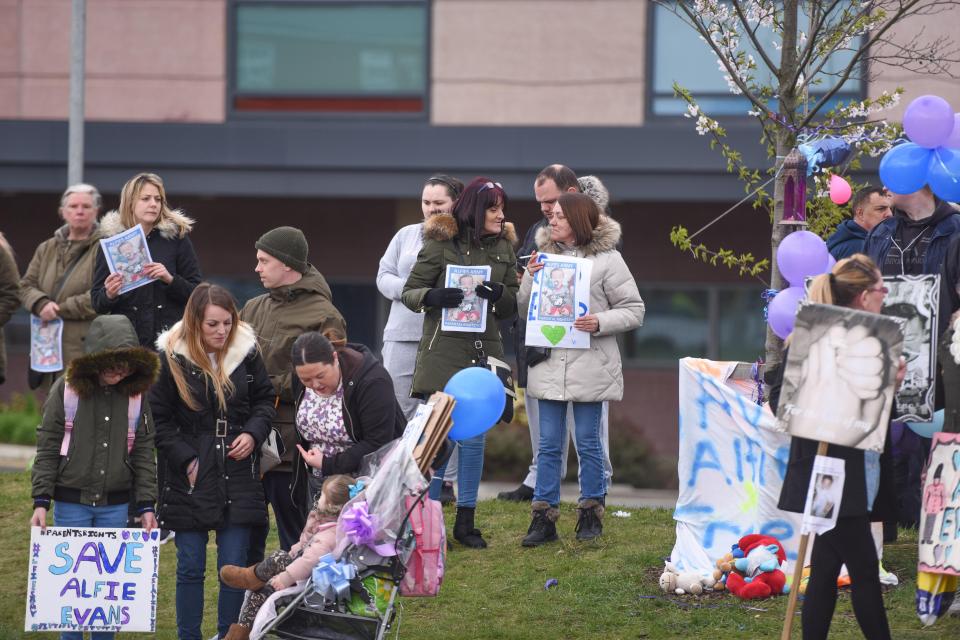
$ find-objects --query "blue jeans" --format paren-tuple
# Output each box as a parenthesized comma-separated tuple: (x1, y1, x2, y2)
(53, 502, 128, 640)
(534, 400, 606, 506)
(174, 527, 251, 640)
(428, 434, 484, 507)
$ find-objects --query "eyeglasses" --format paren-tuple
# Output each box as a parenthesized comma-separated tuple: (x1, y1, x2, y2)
(868, 285, 889, 295)
(478, 181, 502, 192)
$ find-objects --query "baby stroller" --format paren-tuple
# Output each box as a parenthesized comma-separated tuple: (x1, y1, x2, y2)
(259, 397, 454, 640)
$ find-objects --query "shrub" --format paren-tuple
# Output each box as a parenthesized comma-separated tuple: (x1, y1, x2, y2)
(0, 393, 40, 445)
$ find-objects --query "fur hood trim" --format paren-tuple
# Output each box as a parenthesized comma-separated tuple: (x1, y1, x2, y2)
(66, 347, 160, 399)
(99, 208, 194, 240)
(422, 213, 518, 247)
(156, 321, 258, 377)
(534, 214, 622, 257)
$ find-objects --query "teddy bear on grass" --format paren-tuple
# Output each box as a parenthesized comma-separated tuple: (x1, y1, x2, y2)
(659, 561, 716, 595)
(724, 533, 789, 599)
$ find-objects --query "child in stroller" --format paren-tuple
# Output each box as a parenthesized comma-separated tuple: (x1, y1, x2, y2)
(219, 474, 354, 640)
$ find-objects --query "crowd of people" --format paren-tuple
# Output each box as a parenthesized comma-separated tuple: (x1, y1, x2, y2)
(2, 166, 958, 640)
(0, 165, 644, 639)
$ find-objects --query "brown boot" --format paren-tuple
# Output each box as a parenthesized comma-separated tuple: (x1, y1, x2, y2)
(219, 564, 266, 591)
(223, 623, 251, 640)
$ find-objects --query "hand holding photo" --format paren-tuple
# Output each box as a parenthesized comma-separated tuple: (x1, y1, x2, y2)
(99, 224, 157, 295)
(440, 264, 491, 333)
(30, 315, 64, 373)
(525, 253, 593, 349)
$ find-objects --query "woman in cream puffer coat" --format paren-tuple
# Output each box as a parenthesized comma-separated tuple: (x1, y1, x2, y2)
(517, 192, 644, 546)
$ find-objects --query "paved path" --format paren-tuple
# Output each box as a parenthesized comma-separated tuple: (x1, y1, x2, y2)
(0, 443, 679, 509)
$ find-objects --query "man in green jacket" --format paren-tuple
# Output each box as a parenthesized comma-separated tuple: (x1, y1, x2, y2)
(240, 226, 347, 552)
(0, 232, 20, 386)
(31, 315, 160, 532)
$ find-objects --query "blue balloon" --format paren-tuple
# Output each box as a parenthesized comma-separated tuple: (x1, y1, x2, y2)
(928, 147, 960, 202)
(906, 409, 943, 438)
(879, 143, 933, 195)
(443, 367, 506, 441)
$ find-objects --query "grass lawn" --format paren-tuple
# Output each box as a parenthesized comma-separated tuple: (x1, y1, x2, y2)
(2, 470, 957, 639)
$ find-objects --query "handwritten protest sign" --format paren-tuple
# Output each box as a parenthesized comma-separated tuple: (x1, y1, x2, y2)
(524, 253, 592, 349)
(25, 527, 160, 633)
(918, 432, 960, 576)
(671, 358, 802, 576)
(774, 304, 904, 452)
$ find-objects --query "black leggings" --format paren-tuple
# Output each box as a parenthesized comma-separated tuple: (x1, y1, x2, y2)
(802, 515, 891, 640)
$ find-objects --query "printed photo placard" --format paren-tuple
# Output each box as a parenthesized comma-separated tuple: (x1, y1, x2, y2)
(99, 224, 156, 295)
(801, 455, 846, 535)
(524, 253, 593, 349)
(774, 303, 904, 452)
(918, 433, 960, 576)
(881, 275, 939, 422)
(440, 265, 491, 334)
(30, 315, 64, 373)
(25, 527, 161, 633)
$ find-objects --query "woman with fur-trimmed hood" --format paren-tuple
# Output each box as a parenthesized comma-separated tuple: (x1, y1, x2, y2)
(150, 283, 276, 640)
(402, 177, 519, 550)
(517, 192, 644, 547)
(92, 172, 202, 349)
(31, 315, 161, 539)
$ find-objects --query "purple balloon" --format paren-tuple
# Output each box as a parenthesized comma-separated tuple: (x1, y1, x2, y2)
(777, 230, 831, 287)
(944, 113, 960, 150)
(904, 95, 955, 149)
(768, 286, 805, 339)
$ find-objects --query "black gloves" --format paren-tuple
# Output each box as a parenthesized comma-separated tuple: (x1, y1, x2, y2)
(475, 280, 504, 302)
(424, 287, 464, 308)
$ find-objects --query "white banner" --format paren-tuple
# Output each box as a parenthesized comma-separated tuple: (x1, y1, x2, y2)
(671, 359, 802, 577)
(25, 527, 160, 633)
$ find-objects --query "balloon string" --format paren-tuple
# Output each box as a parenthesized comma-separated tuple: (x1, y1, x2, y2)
(687, 168, 782, 243)
(933, 148, 960, 184)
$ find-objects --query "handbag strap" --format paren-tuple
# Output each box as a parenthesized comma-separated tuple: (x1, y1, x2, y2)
(50, 241, 92, 301)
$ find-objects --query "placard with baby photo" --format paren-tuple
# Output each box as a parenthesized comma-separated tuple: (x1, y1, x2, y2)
(524, 253, 593, 349)
(801, 455, 846, 535)
(440, 265, 491, 333)
(99, 224, 156, 295)
(30, 315, 64, 373)
(774, 303, 905, 452)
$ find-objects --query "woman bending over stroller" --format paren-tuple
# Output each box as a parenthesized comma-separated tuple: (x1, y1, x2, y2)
(219, 474, 353, 640)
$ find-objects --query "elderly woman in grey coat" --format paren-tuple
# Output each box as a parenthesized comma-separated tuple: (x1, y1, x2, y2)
(517, 192, 644, 546)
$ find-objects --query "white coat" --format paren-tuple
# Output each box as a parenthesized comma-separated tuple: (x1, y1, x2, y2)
(517, 216, 644, 402)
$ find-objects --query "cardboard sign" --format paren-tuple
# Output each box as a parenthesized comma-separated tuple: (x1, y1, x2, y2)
(670, 359, 802, 576)
(881, 275, 939, 422)
(918, 432, 960, 576)
(524, 253, 592, 349)
(801, 455, 845, 535)
(99, 224, 156, 295)
(774, 303, 904, 452)
(440, 265, 491, 333)
(25, 527, 160, 633)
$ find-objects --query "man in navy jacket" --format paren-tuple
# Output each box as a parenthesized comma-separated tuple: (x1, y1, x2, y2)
(826, 186, 892, 260)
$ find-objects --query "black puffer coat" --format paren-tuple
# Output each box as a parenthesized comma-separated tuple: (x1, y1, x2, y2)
(92, 210, 202, 349)
(151, 321, 275, 531)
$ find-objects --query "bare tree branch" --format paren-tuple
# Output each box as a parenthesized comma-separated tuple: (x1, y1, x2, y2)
(731, 1, 779, 76)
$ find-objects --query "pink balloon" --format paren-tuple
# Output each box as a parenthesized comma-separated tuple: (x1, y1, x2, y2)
(829, 174, 852, 205)
(944, 113, 960, 150)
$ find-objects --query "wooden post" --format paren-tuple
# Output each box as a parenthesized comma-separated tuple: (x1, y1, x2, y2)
(781, 440, 829, 640)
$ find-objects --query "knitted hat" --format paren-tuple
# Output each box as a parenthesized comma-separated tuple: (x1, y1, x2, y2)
(256, 226, 309, 273)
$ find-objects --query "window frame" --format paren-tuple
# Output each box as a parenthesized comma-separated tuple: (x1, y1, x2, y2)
(644, 1, 866, 121)
(227, 0, 432, 120)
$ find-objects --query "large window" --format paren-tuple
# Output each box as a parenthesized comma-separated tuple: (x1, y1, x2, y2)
(649, 3, 863, 117)
(231, 1, 428, 114)
(623, 285, 766, 365)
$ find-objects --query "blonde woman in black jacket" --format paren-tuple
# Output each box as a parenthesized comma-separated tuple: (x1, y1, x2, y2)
(150, 283, 275, 640)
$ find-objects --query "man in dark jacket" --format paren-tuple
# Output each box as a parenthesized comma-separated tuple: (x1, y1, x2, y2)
(826, 186, 892, 260)
(864, 186, 960, 533)
(241, 226, 347, 552)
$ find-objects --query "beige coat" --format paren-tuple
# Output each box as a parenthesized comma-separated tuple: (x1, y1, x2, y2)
(19, 224, 101, 369)
(517, 216, 644, 402)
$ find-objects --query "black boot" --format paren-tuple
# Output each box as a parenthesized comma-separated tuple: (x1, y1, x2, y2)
(522, 501, 559, 547)
(575, 499, 604, 541)
(497, 483, 534, 502)
(453, 507, 488, 549)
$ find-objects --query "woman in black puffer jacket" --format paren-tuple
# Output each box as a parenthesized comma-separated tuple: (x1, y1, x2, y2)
(150, 283, 275, 640)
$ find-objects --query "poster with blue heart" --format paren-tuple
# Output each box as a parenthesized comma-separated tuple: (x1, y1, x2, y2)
(525, 253, 592, 349)
(25, 527, 160, 632)
(918, 432, 960, 576)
